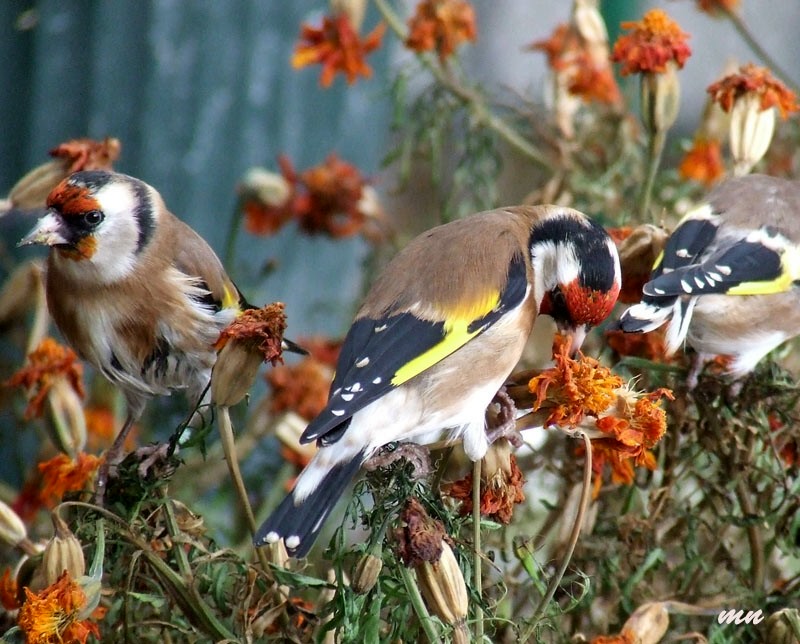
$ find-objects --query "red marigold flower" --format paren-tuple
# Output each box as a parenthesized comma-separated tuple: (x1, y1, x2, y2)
(5, 337, 85, 420)
(17, 571, 100, 644)
(406, 0, 477, 61)
(707, 63, 799, 118)
(696, 0, 740, 16)
(213, 303, 287, 366)
(238, 160, 295, 236)
(37, 453, 102, 507)
(0, 567, 20, 611)
(678, 136, 725, 185)
(294, 154, 369, 237)
(611, 9, 691, 76)
(292, 13, 385, 87)
(266, 356, 333, 421)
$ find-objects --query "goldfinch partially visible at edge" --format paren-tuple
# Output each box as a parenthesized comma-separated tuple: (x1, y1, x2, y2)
(18, 170, 303, 494)
(619, 174, 800, 380)
(256, 205, 622, 557)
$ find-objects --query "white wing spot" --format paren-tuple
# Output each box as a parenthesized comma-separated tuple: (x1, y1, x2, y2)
(285, 535, 300, 550)
(680, 279, 693, 293)
(676, 248, 690, 258)
(694, 276, 705, 288)
(654, 287, 665, 295)
(372, 377, 382, 384)
(331, 409, 345, 416)
(340, 393, 354, 401)
(355, 357, 370, 368)
(705, 275, 717, 286)
(707, 271, 722, 281)
(265, 531, 279, 544)
(662, 267, 673, 274)
(374, 324, 388, 333)
(715, 264, 732, 276)
(350, 382, 362, 392)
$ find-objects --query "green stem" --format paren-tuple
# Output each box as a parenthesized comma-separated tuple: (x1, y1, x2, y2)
(472, 459, 484, 642)
(217, 405, 271, 571)
(373, 0, 550, 168)
(638, 128, 666, 222)
(222, 199, 244, 273)
(723, 8, 799, 95)
(399, 564, 442, 643)
(522, 432, 593, 639)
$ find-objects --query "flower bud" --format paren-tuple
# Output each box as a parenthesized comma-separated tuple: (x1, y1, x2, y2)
(640, 63, 681, 135)
(0, 500, 27, 548)
(729, 95, 776, 176)
(211, 340, 263, 407)
(762, 608, 800, 644)
(7, 159, 72, 210)
(352, 552, 383, 594)
(237, 168, 292, 209)
(620, 602, 669, 644)
(46, 377, 88, 457)
(416, 541, 469, 639)
(41, 514, 85, 586)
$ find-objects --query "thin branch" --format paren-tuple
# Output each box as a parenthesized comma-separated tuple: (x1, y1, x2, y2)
(472, 458, 484, 642)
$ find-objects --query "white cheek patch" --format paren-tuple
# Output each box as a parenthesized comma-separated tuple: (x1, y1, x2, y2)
(89, 182, 146, 282)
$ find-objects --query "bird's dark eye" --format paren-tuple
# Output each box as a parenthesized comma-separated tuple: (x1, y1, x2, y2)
(82, 210, 104, 228)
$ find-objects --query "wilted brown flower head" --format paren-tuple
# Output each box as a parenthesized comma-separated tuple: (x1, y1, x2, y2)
(37, 453, 102, 507)
(5, 337, 85, 419)
(292, 13, 385, 87)
(266, 357, 332, 421)
(612, 9, 691, 76)
(214, 303, 287, 366)
(406, 0, 477, 61)
(394, 497, 450, 567)
(707, 63, 799, 118)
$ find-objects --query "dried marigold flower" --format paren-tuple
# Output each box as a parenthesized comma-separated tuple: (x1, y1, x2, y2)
(0, 567, 20, 611)
(238, 164, 294, 236)
(445, 438, 525, 523)
(37, 453, 102, 507)
(394, 497, 449, 567)
(605, 328, 669, 362)
(6, 337, 85, 420)
(292, 13, 385, 87)
(406, 0, 477, 61)
(17, 571, 100, 644)
(266, 357, 332, 421)
(7, 138, 120, 210)
(212, 303, 288, 406)
(611, 9, 691, 76)
(679, 136, 725, 185)
(708, 63, 799, 118)
(528, 335, 624, 427)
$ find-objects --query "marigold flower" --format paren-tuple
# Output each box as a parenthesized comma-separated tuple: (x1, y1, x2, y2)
(0, 567, 20, 610)
(238, 162, 294, 236)
(605, 328, 669, 362)
(678, 136, 725, 185)
(611, 9, 691, 76)
(294, 154, 370, 238)
(292, 13, 385, 87)
(84, 405, 136, 452)
(37, 453, 102, 507)
(6, 337, 85, 420)
(528, 335, 624, 427)
(406, 0, 477, 61)
(707, 63, 799, 118)
(696, 0, 740, 16)
(17, 571, 100, 644)
(445, 439, 525, 523)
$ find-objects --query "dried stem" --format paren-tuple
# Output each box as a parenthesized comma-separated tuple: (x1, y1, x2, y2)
(734, 478, 765, 591)
(472, 458, 484, 642)
(638, 128, 666, 221)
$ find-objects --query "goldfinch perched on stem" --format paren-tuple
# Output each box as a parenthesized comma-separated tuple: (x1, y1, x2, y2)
(619, 174, 800, 384)
(18, 170, 303, 497)
(256, 205, 621, 557)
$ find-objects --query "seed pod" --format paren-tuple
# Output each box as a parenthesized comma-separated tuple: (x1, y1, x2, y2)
(762, 608, 800, 644)
(415, 541, 468, 630)
(0, 501, 27, 549)
(352, 552, 382, 594)
(41, 514, 85, 586)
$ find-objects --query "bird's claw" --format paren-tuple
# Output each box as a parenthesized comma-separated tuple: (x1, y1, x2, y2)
(485, 387, 523, 447)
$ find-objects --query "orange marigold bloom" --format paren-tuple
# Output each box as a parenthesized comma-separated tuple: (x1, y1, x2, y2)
(18, 571, 99, 644)
(37, 453, 102, 506)
(239, 159, 296, 236)
(294, 154, 369, 237)
(406, 0, 477, 61)
(605, 327, 669, 362)
(213, 303, 287, 366)
(1, 567, 20, 610)
(5, 337, 85, 420)
(679, 136, 725, 185)
(292, 13, 385, 87)
(528, 335, 623, 427)
(611, 9, 691, 76)
(266, 357, 332, 421)
(707, 63, 799, 118)
(445, 450, 525, 524)
(696, 0, 740, 15)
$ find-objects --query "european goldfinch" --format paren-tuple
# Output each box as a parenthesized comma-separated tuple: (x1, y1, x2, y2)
(619, 174, 800, 381)
(19, 170, 302, 494)
(256, 205, 622, 557)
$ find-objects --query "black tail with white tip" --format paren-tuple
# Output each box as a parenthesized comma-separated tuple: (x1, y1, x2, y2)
(254, 452, 364, 558)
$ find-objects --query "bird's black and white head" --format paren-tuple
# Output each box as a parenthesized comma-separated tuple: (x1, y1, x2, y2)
(530, 208, 621, 352)
(19, 170, 158, 284)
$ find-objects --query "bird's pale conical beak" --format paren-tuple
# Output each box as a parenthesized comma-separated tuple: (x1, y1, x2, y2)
(18, 212, 68, 247)
(564, 324, 588, 357)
